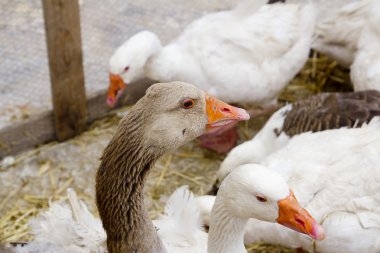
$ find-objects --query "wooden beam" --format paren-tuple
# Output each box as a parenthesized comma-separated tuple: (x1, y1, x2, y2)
(42, 0, 87, 141)
(0, 79, 155, 159)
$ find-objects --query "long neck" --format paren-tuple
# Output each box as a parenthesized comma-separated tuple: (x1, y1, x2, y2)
(208, 196, 248, 253)
(96, 110, 166, 253)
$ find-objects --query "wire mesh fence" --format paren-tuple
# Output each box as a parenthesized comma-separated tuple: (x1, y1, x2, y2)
(0, 0, 238, 129)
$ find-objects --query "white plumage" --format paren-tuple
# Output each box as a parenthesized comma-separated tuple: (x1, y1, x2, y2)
(6, 173, 323, 253)
(311, 0, 368, 67)
(109, 1, 316, 105)
(4, 189, 106, 253)
(302, 0, 380, 93)
(6, 189, 200, 253)
(218, 103, 292, 181)
(350, 0, 380, 91)
(208, 118, 380, 253)
(152, 186, 208, 253)
(7, 187, 206, 253)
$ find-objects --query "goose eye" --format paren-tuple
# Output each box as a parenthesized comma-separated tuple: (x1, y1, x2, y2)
(256, 195, 267, 202)
(124, 66, 130, 71)
(182, 99, 195, 109)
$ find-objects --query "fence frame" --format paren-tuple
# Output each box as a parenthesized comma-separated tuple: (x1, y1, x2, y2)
(42, 0, 88, 141)
(0, 0, 154, 159)
(0, 79, 153, 159)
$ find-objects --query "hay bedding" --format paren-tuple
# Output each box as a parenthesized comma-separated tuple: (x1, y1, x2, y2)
(0, 53, 350, 252)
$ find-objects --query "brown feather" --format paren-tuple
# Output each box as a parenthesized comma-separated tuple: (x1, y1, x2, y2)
(95, 81, 209, 253)
(281, 90, 380, 137)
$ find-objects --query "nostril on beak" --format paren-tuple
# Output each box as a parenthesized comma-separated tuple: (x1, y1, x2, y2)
(107, 97, 114, 105)
(222, 107, 231, 113)
(295, 218, 305, 228)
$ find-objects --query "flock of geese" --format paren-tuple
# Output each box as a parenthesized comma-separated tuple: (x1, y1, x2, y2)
(4, 0, 380, 252)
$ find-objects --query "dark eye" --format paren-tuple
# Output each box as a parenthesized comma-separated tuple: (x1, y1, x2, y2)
(124, 66, 130, 71)
(182, 99, 194, 109)
(256, 195, 267, 202)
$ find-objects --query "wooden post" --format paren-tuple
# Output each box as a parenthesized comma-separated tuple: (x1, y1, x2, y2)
(42, 0, 87, 141)
(0, 79, 155, 159)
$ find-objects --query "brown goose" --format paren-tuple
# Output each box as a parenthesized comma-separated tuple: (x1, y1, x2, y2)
(4, 81, 325, 253)
(217, 89, 380, 187)
(96, 81, 251, 253)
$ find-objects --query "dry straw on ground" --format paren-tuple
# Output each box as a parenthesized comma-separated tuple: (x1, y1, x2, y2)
(0, 52, 351, 252)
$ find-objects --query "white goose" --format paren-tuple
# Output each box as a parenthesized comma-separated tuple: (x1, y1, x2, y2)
(4, 82, 323, 253)
(350, 0, 380, 91)
(203, 118, 380, 253)
(217, 89, 380, 182)
(106, 0, 316, 107)
(310, 0, 368, 67)
(5, 169, 323, 253)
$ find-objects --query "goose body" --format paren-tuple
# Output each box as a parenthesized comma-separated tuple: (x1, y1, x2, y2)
(310, 0, 367, 67)
(107, 0, 316, 107)
(350, 0, 380, 91)
(202, 119, 380, 252)
(308, 0, 380, 92)
(218, 90, 380, 181)
(4, 82, 323, 253)
(244, 121, 380, 253)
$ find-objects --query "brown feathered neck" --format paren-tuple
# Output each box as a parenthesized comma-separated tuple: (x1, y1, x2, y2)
(96, 107, 166, 253)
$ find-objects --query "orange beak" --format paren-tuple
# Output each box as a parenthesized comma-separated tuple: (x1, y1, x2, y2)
(107, 73, 127, 107)
(205, 95, 250, 133)
(277, 191, 325, 240)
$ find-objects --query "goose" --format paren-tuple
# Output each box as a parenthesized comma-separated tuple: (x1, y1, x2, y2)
(311, 0, 368, 68)
(106, 0, 316, 153)
(106, 1, 315, 107)
(274, 0, 368, 68)
(350, 0, 380, 91)
(3, 81, 324, 253)
(199, 118, 380, 253)
(282, 0, 380, 93)
(5, 170, 324, 253)
(216, 89, 380, 184)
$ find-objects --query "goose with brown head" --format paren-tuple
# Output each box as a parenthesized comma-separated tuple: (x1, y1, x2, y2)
(96, 81, 249, 253)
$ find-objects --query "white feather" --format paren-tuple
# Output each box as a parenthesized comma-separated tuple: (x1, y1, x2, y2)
(311, 0, 369, 67)
(350, 0, 380, 91)
(26, 189, 106, 253)
(110, 1, 316, 105)
(153, 186, 207, 252)
(9, 187, 207, 253)
(211, 118, 380, 253)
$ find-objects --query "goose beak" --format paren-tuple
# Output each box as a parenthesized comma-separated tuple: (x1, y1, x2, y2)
(277, 191, 325, 241)
(107, 73, 126, 107)
(205, 95, 250, 132)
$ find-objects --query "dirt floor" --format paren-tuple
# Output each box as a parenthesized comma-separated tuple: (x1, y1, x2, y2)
(0, 52, 353, 252)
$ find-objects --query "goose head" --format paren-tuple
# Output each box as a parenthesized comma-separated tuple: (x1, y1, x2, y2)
(132, 81, 250, 150)
(107, 31, 162, 107)
(219, 164, 325, 240)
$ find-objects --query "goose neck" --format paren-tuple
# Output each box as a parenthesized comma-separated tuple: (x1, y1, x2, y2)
(208, 197, 248, 253)
(96, 112, 166, 253)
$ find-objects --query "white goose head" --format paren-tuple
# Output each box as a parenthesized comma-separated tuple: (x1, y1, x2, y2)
(107, 30, 162, 107)
(218, 164, 325, 240)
